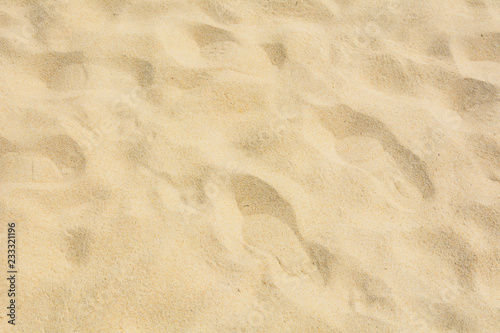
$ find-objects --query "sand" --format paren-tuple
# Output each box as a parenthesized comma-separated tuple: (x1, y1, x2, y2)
(0, 0, 499, 332)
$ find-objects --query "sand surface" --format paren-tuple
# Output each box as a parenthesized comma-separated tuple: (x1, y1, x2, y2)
(0, 0, 499, 332)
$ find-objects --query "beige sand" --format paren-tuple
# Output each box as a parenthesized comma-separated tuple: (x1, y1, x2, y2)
(0, 0, 499, 332)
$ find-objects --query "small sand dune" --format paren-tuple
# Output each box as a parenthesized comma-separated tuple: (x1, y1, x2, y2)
(0, 0, 499, 332)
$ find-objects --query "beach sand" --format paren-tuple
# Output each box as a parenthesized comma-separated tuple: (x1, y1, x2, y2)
(0, 0, 499, 331)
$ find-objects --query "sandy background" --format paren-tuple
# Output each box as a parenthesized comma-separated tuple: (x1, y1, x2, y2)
(0, 0, 499, 332)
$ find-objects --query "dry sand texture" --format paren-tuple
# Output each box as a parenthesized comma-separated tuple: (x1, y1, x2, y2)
(0, 0, 500, 332)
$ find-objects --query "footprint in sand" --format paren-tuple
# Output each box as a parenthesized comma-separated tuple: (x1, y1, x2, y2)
(0, 134, 85, 188)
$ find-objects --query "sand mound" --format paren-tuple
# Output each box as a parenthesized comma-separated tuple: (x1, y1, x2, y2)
(0, 0, 499, 332)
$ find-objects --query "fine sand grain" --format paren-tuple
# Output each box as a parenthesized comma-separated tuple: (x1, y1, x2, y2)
(0, 0, 499, 332)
